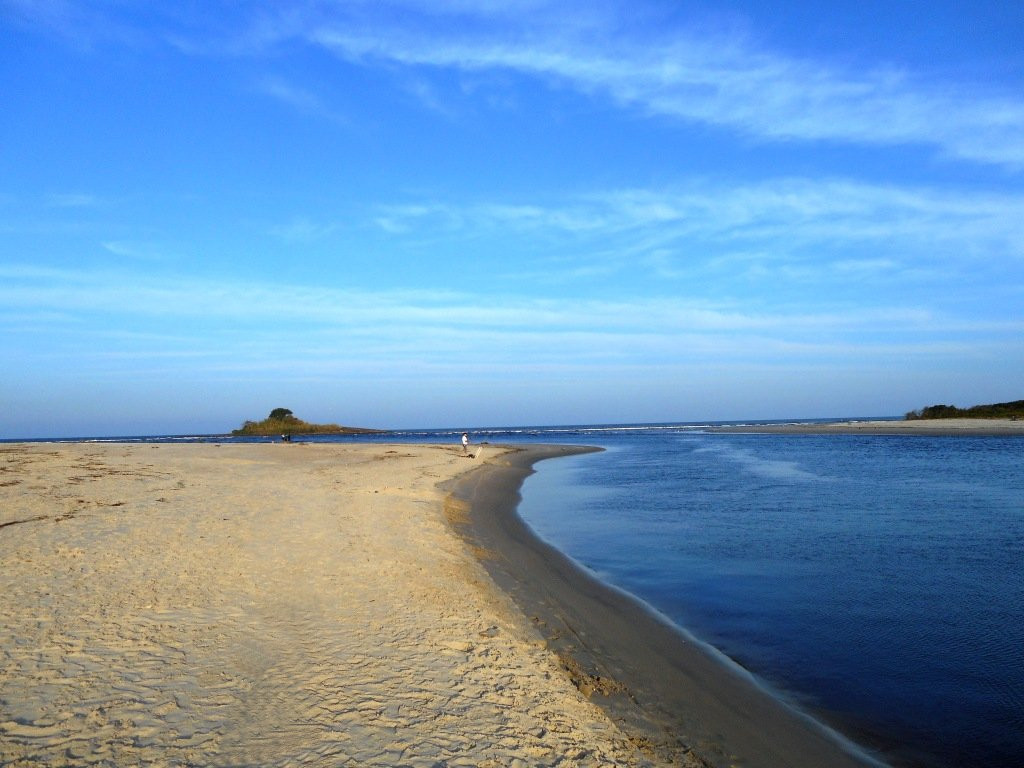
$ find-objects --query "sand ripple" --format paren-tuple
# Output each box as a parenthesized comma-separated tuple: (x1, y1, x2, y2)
(0, 443, 651, 767)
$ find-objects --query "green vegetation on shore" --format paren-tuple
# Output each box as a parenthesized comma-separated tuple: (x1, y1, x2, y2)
(905, 400, 1024, 421)
(232, 408, 383, 436)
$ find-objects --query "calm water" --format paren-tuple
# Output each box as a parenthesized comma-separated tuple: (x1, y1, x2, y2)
(16, 423, 1024, 766)
(513, 428, 1024, 768)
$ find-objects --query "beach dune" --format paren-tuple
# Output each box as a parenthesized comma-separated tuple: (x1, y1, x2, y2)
(0, 443, 648, 767)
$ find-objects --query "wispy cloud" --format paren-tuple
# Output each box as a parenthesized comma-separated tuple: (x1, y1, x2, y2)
(12, 2, 1022, 167)
(3, 260, 1019, 420)
(47, 192, 103, 208)
(255, 74, 350, 124)
(2, 263, 1014, 349)
(402, 77, 459, 118)
(101, 241, 167, 260)
(268, 215, 338, 242)
(284, 4, 1024, 168)
(372, 179, 1024, 275)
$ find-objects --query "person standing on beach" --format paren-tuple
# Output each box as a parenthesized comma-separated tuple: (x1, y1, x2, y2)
(461, 432, 469, 453)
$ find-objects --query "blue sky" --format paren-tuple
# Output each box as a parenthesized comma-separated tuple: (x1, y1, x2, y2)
(2, 0, 1023, 437)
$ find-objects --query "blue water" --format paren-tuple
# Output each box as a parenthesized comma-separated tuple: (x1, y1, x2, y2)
(11, 422, 1023, 767)
(513, 428, 1024, 768)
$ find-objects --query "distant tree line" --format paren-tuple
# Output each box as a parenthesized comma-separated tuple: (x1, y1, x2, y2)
(905, 400, 1024, 421)
(232, 408, 381, 436)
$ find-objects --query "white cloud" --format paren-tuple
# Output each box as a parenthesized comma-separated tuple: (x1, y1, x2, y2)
(101, 241, 167, 260)
(0, 263, 1005, 341)
(3, 263, 1020, 409)
(371, 179, 1024, 270)
(289, 6, 1024, 168)
(13, 2, 1023, 166)
(256, 75, 350, 124)
(258, 75, 322, 111)
(402, 77, 459, 118)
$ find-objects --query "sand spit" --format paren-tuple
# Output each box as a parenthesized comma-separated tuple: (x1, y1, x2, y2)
(710, 418, 1024, 436)
(0, 442, 651, 767)
(451, 448, 886, 768)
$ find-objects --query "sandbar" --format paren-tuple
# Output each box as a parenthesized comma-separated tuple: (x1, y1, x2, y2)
(708, 418, 1024, 436)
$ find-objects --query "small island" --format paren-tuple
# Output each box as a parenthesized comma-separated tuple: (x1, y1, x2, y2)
(905, 399, 1023, 421)
(232, 408, 384, 437)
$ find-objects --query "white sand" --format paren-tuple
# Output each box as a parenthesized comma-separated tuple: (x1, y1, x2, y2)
(825, 418, 1024, 432)
(0, 442, 652, 767)
(713, 418, 1024, 435)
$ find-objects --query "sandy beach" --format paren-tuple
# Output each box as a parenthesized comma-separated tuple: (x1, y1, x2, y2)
(1, 441, 883, 768)
(709, 418, 1024, 436)
(0, 442, 650, 767)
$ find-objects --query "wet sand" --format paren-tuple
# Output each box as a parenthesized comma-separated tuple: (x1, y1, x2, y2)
(450, 446, 889, 768)
(2, 440, 888, 767)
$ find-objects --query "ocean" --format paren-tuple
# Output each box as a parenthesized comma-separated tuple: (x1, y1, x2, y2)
(16, 422, 1023, 767)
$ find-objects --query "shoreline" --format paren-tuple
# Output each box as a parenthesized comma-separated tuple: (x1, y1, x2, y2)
(708, 418, 1024, 436)
(449, 445, 890, 768)
(0, 440, 899, 767)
